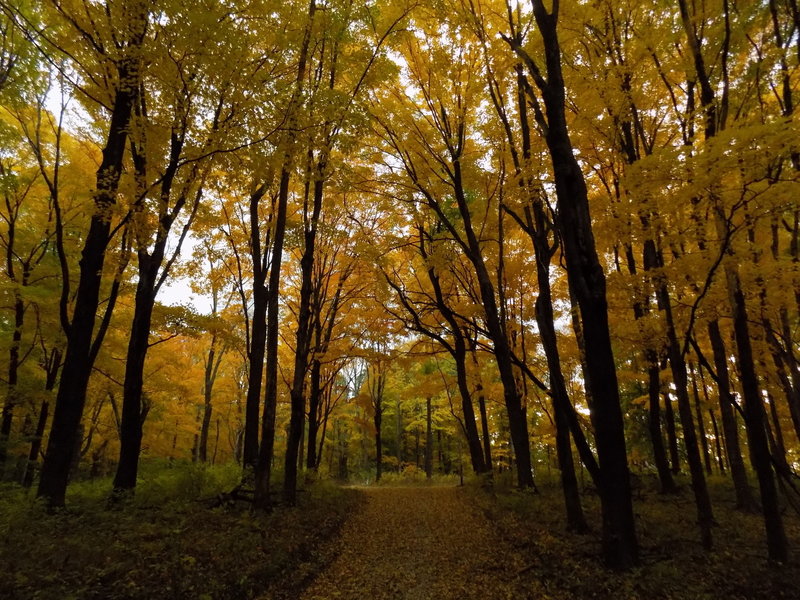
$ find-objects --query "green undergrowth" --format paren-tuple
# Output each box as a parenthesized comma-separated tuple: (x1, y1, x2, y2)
(0, 462, 362, 600)
(467, 472, 800, 599)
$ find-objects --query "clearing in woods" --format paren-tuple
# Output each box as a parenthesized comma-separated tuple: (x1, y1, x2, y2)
(301, 486, 540, 599)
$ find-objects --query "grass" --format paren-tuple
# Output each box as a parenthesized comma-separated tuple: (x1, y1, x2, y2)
(0, 462, 362, 600)
(467, 471, 800, 599)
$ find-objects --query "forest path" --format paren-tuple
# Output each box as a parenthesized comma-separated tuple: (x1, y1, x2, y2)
(300, 486, 540, 599)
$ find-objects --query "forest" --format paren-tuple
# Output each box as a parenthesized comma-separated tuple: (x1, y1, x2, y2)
(0, 0, 799, 598)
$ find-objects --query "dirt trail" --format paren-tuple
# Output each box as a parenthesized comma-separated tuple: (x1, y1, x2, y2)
(301, 486, 540, 600)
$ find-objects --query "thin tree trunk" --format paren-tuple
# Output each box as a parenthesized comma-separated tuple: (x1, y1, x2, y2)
(662, 391, 680, 474)
(425, 396, 433, 479)
(648, 361, 677, 492)
(690, 363, 713, 475)
(657, 280, 714, 549)
(727, 270, 788, 562)
(707, 320, 755, 509)
(253, 0, 316, 512)
(709, 409, 725, 473)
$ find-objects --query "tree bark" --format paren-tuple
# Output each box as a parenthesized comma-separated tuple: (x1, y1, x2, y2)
(707, 320, 755, 510)
(253, 0, 316, 512)
(37, 18, 146, 506)
(507, 2, 639, 567)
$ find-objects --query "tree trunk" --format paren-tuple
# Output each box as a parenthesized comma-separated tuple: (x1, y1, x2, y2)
(306, 359, 322, 471)
(425, 397, 433, 479)
(657, 279, 714, 550)
(507, 2, 639, 567)
(243, 186, 269, 469)
(530, 210, 587, 530)
(37, 29, 146, 507)
(0, 292, 24, 467)
(113, 273, 156, 496)
(662, 391, 680, 474)
(727, 269, 788, 562)
(284, 173, 323, 504)
(647, 361, 677, 492)
(707, 320, 755, 510)
(374, 402, 382, 482)
(708, 409, 725, 473)
(690, 363, 713, 475)
(253, 0, 316, 512)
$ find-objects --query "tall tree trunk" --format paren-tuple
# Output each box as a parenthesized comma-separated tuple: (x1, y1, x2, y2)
(113, 276, 155, 495)
(506, 2, 639, 567)
(647, 361, 676, 492)
(425, 396, 433, 479)
(678, 0, 786, 558)
(530, 205, 587, 531)
(253, 0, 316, 512)
(374, 402, 382, 482)
(0, 292, 24, 467)
(243, 185, 269, 469)
(690, 363, 713, 475)
(662, 391, 680, 474)
(306, 359, 322, 470)
(37, 20, 146, 506)
(707, 320, 755, 510)
(467, 340, 493, 470)
(284, 172, 323, 505)
(708, 409, 726, 473)
(657, 279, 714, 549)
(632, 240, 676, 492)
(726, 270, 789, 562)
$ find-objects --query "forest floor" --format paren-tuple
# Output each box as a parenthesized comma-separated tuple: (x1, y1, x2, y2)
(0, 463, 361, 600)
(299, 486, 536, 599)
(3, 467, 800, 599)
(296, 478, 800, 600)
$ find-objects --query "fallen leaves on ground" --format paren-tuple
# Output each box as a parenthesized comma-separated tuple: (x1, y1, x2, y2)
(301, 486, 543, 600)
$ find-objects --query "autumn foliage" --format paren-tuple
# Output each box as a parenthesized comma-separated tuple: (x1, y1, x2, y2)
(0, 0, 798, 578)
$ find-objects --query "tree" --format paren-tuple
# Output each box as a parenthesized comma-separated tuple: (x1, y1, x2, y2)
(502, 0, 639, 568)
(35, 0, 149, 508)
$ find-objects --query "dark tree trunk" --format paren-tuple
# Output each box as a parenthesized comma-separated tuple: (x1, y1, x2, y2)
(662, 391, 680, 474)
(447, 164, 532, 486)
(647, 361, 677, 492)
(632, 240, 676, 492)
(690, 363, 713, 475)
(113, 274, 155, 495)
(425, 396, 433, 479)
(656, 279, 714, 550)
(374, 402, 382, 482)
(0, 292, 24, 467)
(199, 338, 224, 463)
(677, 0, 784, 558)
(284, 173, 323, 505)
(22, 400, 48, 488)
(243, 186, 269, 469)
(507, 1, 639, 567)
(199, 403, 213, 463)
(707, 320, 756, 510)
(708, 409, 726, 473)
(530, 205, 587, 531)
(37, 30, 146, 507)
(306, 359, 322, 471)
(253, 0, 315, 512)
(477, 392, 492, 470)
(253, 167, 290, 511)
(727, 273, 789, 562)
